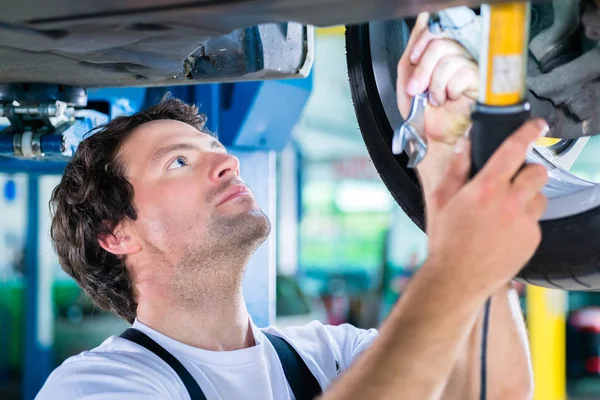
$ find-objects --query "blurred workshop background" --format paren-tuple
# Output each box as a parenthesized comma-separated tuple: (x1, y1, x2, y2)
(2, 27, 600, 400)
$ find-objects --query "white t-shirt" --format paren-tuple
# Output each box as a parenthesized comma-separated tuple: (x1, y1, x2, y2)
(36, 319, 378, 399)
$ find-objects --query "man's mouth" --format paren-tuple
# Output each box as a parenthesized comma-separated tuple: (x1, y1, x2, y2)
(216, 184, 252, 206)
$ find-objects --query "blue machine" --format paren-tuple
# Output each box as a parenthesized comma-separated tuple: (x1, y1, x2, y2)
(0, 73, 312, 399)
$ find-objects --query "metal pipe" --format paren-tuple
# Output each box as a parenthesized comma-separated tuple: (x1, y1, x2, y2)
(0, 133, 63, 157)
(0, 102, 65, 118)
(39, 134, 63, 155)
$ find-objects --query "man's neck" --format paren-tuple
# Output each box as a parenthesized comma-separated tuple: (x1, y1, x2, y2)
(135, 277, 255, 352)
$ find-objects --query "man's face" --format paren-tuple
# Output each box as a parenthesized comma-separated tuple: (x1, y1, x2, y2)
(117, 119, 270, 271)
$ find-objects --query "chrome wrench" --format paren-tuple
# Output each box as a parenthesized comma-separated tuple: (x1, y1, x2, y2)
(392, 91, 428, 168)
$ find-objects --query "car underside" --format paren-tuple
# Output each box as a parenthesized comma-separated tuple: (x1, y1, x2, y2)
(0, 0, 556, 87)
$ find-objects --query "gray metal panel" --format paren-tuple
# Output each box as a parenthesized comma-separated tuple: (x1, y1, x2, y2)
(0, 0, 536, 87)
(0, 23, 313, 87)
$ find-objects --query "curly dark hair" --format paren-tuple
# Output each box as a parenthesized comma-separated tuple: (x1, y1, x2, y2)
(50, 96, 209, 323)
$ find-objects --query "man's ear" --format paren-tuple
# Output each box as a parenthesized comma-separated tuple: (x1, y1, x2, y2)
(97, 223, 141, 256)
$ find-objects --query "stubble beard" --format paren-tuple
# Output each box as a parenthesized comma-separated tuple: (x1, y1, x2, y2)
(170, 208, 271, 303)
(209, 208, 271, 253)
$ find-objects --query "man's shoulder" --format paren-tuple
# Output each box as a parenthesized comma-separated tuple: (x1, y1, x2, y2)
(36, 335, 184, 399)
(262, 321, 378, 376)
(58, 334, 168, 366)
(266, 320, 377, 347)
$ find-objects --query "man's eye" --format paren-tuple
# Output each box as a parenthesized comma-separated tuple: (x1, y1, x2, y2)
(167, 156, 188, 170)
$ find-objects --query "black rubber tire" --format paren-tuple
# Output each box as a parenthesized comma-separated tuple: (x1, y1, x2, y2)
(346, 22, 600, 291)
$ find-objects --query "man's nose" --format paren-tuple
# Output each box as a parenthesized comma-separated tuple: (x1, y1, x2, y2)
(210, 153, 240, 182)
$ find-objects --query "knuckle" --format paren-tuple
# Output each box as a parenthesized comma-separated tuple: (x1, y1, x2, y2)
(447, 39, 468, 53)
(438, 55, 455, 69)
(503, 138, 526, 157)
(526, 163, 542, 174)
(473, 179, 496, 205)
(536, 194, 549, 211)
(515, 167, 534, 183)
(522, 165, 548, 186)
(447, 79, 463, 100)
(446, 81, 458, 97)
(503, 194, 521, 217)
(520, 120, 544, 140)
(511, 182, 533, 203)
(432, 58, 454, 84)
(412, 65, 424, 80)
(465, 59, 477, 70)
(464, 63, 479, 80)
(429, 77, 443, 94)
(430, 39, 450, 52)
(429, 189, 446, 209)
(444, 55, 465, 71)
(468, 63, 479, 77)
(428, 40, 449, 59)
(535, 165, 549, 181)
(430, 88, 445, 105)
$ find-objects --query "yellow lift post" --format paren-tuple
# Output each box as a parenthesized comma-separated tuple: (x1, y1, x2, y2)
(527, 286, 567, 400)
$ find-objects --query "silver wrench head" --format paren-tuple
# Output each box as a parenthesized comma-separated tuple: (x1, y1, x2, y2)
(401, 124, 428, 168)
(392, 92, 429, 166)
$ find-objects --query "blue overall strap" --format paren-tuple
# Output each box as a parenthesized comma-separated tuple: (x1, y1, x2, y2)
(262, 331, 323, 400)
(119, 328, 207, 400)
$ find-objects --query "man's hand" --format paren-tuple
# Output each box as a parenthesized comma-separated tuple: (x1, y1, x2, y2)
(323, 14, 546, 400)
(397, 13, 479, 199)
(426, 119, 549, 298)
(322, 119, 547, 400)
(397, 13, 478, 144)
(395, 14, 538, 400)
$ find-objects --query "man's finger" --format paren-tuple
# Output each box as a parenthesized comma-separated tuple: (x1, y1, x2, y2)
(407, 39, 470, 96)
(447, 63, 479, 101)
(429, 55, 474, 107)
(476, 119, 550, 184)
(405, 13, 432, 56)
(511, 164, 548, 206)
(397, 13, 431, 119)
(526, 193, 548, 221)
(408, 18, 450, 65)
(429, 138, 471, 210)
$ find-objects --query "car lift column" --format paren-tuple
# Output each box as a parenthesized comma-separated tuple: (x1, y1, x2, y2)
(23, 174, 53, 400)
(477, 3, 566, 400)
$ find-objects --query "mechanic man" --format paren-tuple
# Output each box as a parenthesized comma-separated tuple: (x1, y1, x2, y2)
(37, 14, 546, 400)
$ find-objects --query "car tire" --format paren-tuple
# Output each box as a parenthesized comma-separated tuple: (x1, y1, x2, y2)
(346, 21, 600, 291)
